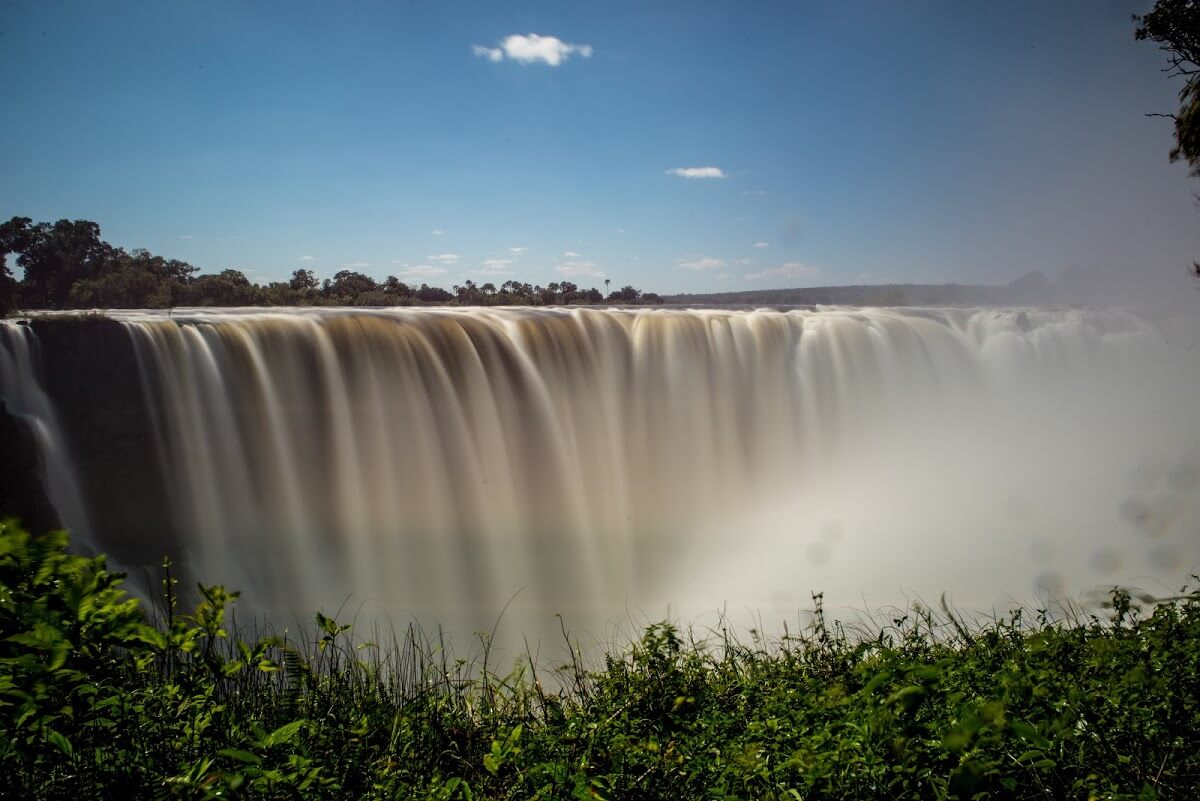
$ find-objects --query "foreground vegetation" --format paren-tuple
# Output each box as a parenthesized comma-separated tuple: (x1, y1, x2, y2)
(1, 520, 1197, 800)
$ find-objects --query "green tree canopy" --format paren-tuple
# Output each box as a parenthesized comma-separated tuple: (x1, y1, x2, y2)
(1, 218, 114, 308)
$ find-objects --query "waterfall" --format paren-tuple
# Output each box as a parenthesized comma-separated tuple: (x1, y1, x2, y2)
(0, 322, 93, 545)
(3, 306, 1198, 647)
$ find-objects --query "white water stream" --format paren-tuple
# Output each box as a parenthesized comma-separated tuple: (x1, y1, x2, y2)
(4, 306, 1198, 649)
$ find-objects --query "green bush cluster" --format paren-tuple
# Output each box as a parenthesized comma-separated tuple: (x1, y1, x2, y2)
(1, 518, 1197, 800)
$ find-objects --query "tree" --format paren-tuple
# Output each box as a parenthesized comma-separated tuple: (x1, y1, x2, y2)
(0, 218, 27, 314)
(1, 217, 114, 308)
(323, 269, 377, 302)
(1136, 1, 1200, 177)
(416, 283, 453, 302)
(382, 276, 412, 298)
(68, 249, 195, 308)
(186, 269, 260, 306)
(289, 268, 320, 293)
(608, 284, 641, 303)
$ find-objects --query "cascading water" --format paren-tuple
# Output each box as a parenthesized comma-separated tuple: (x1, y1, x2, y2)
(3, 306, 1198, 649)
(0, 322, 92, 545)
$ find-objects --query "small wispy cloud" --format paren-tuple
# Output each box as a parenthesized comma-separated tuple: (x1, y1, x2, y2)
(855, 272, 873, 284)
(340, 262, 372, 269)
(736, 258, 754, 265)
(428, 253, 461, 265)
(616, 227, 625, 233)
(676, 256, 726, 271)
(179, 235, 194, 240)
(557, 261, 604, 278)
(299, 255, 315, 262)
(431, 229, 445, 236)
(474, 34, 593, 66)
(666, 167, 725, 179)
(508, 246, 528, 254)
(562, 250, 582, 258)
(745, 263, 819, 281)
(741, 189, 767, 196)
(716, 273, 731, 281)
(473, 45, 503, 62)
(479, 258, 514, 274)
(396, 265, 447, 278)
(752, 242, 769, 249)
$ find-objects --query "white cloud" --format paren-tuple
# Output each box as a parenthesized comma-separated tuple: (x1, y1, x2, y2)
(676, 256, 726, 271)
(752, 241, 769, 249)
(428, 253, 461, 265)
(472, 45, 503, 62)
(562, 250, 582, 258)
(299, 255, 315, 262)
(736, 258, 754, 265)
(431, 229, 445, 236)
(745, 263, 819, 281)
(179, 234, 194, 240)
(396, 265, 447, 278)
(716, 273, 731, 281)
(557, 261, 604, 278)
(474, 34, 593, 66)
(479, 258, 514, 274)
(340, 262, 372, 269)
(508, 246, 528, 254)
(666, 166, 725, 179)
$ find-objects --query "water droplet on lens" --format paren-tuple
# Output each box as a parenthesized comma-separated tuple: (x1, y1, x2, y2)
(805, 542, 831, 566)
(1090, 547, 1122, 574)
(1034, 570, 1064, 597)
(1147, 544, 1180, 572)
(1030, 539, 1056, 562)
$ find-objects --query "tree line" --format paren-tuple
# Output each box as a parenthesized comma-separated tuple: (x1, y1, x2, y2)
(0, 217, 662, 313)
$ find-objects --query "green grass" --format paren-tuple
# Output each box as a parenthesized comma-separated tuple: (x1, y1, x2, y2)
(1, 518, 1197, 800)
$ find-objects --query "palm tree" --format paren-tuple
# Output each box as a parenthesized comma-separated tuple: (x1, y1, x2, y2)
(604, 278, 611, 296)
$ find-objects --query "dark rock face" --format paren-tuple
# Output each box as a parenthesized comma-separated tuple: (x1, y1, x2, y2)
(0, 400, 61, 534)
(27, 318, 179, 565)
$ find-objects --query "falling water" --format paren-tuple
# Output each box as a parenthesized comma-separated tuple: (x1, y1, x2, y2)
(0, 322, 93, 545)
(3, 306, 1199, 647)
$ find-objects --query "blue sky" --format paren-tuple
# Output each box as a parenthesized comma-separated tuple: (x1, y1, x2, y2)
(1, 0, 1197, 293)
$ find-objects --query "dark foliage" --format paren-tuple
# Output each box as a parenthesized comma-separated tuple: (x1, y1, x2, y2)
(1135, 0, 1200, 177)
(1, 520, 1197, 800)
(0, 217, 662, 313)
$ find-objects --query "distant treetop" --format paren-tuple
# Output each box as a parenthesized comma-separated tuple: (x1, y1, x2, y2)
(0, 216, 662, 314)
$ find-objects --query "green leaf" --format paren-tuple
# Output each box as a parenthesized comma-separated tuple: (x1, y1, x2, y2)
(504, 724, 523, 751)
(263, 719, 307, 747)
(1010, 718, 1052, 749)
(218, 748, 263, 765)
(46, 729, 72, 756)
